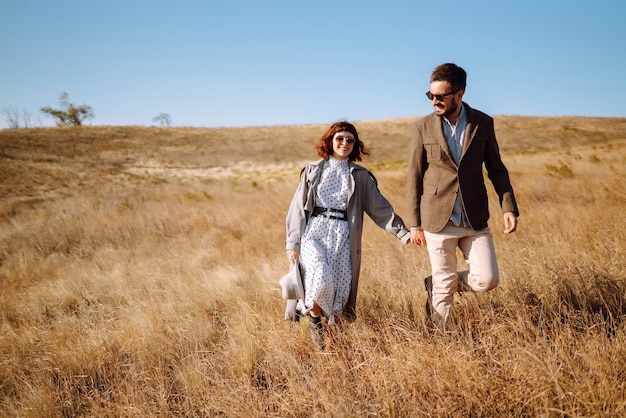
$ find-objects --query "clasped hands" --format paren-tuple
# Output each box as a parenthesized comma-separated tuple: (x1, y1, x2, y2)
(409, 212, 518, 246)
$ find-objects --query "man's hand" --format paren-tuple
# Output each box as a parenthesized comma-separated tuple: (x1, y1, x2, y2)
(410, 228, 426, 246)
(503, 212, 518, 234)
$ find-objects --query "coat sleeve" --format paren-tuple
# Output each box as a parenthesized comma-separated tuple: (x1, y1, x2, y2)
(406, 121, 426, 228)
(363, 171, 411, 244)
(483, 118, 519, 217)
(285, 167, 309, 252)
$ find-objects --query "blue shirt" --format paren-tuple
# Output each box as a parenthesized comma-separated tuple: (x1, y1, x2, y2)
(442, 105, 469, 227)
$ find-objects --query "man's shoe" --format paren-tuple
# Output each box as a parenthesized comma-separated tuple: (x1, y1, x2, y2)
(309, 314, 325, 350)
(424, 276, 433, 318)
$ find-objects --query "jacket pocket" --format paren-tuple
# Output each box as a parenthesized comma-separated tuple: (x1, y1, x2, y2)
(425, 143, 442, 161)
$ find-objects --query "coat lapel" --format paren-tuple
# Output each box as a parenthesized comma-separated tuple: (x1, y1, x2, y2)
(461, 103, 479, 159)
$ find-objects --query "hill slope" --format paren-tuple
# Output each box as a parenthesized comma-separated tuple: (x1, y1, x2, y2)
(1, 117, 625, 416)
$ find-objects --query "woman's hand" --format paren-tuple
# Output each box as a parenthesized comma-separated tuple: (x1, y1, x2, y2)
(287, 250, 300, 266)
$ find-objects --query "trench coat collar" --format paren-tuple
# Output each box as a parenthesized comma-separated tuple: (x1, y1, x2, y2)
(311, 158, 366, 173)
(309, 157, 366, 200)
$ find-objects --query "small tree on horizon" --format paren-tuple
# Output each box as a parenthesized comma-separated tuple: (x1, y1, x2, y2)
(40, 92, 94, 126)
(152, 113, 172, 127)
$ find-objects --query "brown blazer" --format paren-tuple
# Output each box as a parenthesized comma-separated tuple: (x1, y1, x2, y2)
(407, 103, 519, 233)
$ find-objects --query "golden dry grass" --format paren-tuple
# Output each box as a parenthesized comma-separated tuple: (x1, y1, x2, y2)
(1, 116, 625, 417)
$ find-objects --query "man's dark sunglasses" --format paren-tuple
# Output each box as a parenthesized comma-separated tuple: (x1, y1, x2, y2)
(425, 90, 458, 101)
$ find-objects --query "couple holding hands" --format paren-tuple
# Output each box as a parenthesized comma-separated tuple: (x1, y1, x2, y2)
(283, 63, 519, 349)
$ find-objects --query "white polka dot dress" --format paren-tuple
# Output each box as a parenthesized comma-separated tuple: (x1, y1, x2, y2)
(297, 157, 352, 323)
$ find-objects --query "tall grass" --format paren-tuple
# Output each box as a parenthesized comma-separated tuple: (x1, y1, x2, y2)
(1, 117, 625, 416)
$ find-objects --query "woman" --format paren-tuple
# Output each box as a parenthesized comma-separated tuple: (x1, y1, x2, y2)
(285, 121, 410, 349)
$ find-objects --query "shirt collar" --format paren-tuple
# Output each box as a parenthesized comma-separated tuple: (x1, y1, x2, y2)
(443, 103, 466, 127)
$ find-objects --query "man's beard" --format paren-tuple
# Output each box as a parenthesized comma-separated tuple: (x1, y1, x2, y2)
(442, 100, 458, 118)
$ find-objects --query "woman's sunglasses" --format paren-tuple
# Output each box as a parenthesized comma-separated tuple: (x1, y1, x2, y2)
(334, 135, 356, 144)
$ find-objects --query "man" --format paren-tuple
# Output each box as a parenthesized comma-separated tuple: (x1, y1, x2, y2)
(407, 63, 519, 331)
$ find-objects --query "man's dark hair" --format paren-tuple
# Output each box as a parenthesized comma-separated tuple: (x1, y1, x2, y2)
(430, 63, 467, 92)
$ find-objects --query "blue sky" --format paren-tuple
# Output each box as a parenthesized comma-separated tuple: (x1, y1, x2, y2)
(1, 0, 625, 128)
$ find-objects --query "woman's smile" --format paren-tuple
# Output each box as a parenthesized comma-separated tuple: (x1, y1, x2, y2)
(332, 130, 355, 160)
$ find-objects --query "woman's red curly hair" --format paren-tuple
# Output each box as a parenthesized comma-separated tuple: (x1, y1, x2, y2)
(315, 121, 370, 162)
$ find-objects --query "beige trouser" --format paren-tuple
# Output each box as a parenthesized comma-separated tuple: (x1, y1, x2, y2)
(424, 222, 499, 331)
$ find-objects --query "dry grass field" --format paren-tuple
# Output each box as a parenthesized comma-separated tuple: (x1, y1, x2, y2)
(1, 116, 625, 417)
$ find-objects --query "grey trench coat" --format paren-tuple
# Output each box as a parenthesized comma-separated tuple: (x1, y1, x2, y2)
(285, 158, 410, 322)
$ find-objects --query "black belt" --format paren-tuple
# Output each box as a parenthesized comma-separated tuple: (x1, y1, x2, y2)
(312, 206, 348, 221)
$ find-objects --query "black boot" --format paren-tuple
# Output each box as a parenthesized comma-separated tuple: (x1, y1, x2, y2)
(424, 276, 433, 319)
(309, 314, 324, 350)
